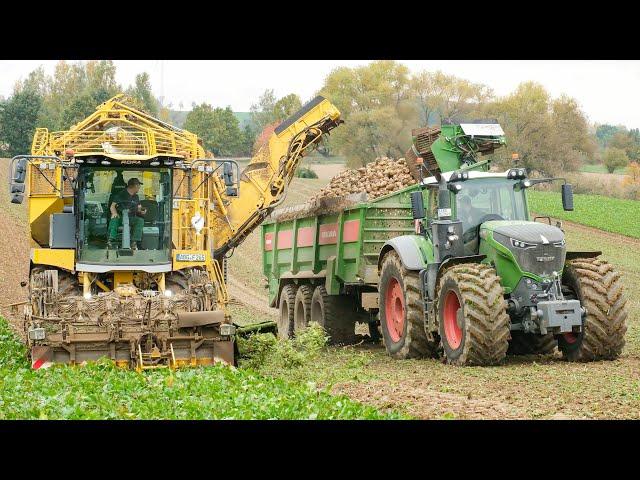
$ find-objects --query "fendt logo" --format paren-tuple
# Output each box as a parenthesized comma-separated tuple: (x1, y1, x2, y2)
(536, 255, 555, 262)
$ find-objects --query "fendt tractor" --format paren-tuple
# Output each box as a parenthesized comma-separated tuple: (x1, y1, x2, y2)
(8, 94, 342, 369)
(262, 121, 628, 365)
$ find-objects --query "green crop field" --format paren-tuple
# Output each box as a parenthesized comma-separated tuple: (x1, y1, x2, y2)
(527, 191, 640, 239)
(580, 164, 628, 175)
(0, 318, 401, 420)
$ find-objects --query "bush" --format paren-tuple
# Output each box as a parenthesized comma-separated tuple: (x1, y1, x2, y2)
(238, 323, 329, 371)
(603, 147, 629, 174)
(296, 167, 318, 179)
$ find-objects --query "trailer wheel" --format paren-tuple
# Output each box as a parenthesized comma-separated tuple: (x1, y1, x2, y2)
(278, 284, 297, 340)
(558, 258, 627, 361)
(310, 285, 356, 345)
(293, 284, 314, 334)
(379, 251, 437, 359)
(436, 263, 509, 366)
(507, 332, 557, 356)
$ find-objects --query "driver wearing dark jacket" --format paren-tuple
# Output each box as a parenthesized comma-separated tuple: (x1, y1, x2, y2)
(457, 195, 484, 231)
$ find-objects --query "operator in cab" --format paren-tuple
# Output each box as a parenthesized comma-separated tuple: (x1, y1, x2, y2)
(107, 177, 147, 250)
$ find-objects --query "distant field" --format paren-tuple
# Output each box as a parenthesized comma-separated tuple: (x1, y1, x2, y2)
(527, 190, 640, 239)
(581, 164, 628, 175)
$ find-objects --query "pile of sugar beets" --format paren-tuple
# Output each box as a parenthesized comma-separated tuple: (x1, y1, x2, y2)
(310, 157, 416, 202)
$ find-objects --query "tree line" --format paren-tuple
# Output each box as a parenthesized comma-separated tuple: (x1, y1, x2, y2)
(1, 60, 639, 178)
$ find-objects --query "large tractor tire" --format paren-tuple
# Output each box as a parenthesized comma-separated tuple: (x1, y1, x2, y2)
(310, 285, 356, 345)
(293, 283, 314, 335)
(277, 284, 297, 340)
(558, 257, 627, 362)
(436, 263, 510, 366)
(508, 331, 557, 356)
(378, 251, 438, 359)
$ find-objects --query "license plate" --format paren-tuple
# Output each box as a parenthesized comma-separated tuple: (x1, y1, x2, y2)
(176, 253, 205, 262)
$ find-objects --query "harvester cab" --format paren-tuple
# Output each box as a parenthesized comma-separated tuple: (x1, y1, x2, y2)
(8, 93, 342, 370)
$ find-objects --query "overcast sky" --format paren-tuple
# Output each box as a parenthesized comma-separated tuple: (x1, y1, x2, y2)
(2, 60, 639, 129)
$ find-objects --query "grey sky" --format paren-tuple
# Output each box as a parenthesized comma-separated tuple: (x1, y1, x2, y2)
(2, 60, 639, 129)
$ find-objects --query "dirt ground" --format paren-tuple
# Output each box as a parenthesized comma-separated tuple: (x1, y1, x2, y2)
(3, 161, 639, 419)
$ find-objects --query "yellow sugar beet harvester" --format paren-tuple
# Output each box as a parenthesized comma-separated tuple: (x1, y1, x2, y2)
(8, 93, 342, 370)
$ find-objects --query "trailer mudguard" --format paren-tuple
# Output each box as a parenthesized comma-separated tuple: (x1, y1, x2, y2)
(379, 235, 431, 271)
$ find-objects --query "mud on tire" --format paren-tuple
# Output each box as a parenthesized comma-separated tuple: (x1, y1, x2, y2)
(436, 263, 510, 366)
(278, 284, 297, 340)
(558, 257, 627, 362)
(293, 283, 314, 334)
(310, 285, 356, 345)
(379, 251, 438, 359)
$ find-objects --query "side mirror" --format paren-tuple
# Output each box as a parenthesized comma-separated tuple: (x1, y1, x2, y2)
(12, 158, 28, 184)
(561, 184, 574, 211)
(11, 193, 24, 204)
(222, 162, 234, 187)
(410, 191, 425, 220)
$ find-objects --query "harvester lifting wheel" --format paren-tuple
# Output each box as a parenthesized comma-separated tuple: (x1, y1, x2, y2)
(557, 258, 627, 361)
(436, 263, 510, 366)
(277, 284, 297, 340)
(378, 251, 437, 359)
(293, 284, 313, 335)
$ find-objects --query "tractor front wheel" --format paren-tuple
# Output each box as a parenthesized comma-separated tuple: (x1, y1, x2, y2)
(436, 263, 510, 366)
(558, 258, 627, 361)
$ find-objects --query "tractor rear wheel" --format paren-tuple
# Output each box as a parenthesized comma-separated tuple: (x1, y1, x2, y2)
(293, 283, 314, 334)
(436, 263, 510, 366)
(558, 258, 627, 361)
(310, 285, 356, 345)
(378, 251, 438, 359)
(508, 331, 557, 356)
(277, 284, 297, 340)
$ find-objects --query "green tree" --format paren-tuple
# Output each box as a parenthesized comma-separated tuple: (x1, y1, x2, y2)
(184, 103, 245, 156)
(126, 72, 159, 116)
(0, 76, 43, 157)
(411, 70, 493, 125)
(483, 82, 593, 175)
(250, 90, 302, 135)
(319, 60, 416, 167)
(603, 147, 629, 173)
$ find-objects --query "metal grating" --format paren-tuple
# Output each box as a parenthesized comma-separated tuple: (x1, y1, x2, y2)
(30, 166, 58, 195)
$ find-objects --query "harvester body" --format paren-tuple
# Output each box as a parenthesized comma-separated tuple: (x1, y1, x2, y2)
(8, 94, 342, 369)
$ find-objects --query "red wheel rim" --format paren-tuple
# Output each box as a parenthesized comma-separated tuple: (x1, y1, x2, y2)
(443, 290, 463, 349)
(563, 332, 578, 344)
(385, 277, 405, 343)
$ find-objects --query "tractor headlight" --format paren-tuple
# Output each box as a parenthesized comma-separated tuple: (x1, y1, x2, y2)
(164, 289, 173, 298)
(510, 238, 536, 249)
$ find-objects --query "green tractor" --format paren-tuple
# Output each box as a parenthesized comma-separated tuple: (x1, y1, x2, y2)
(378, 121, 628, 365)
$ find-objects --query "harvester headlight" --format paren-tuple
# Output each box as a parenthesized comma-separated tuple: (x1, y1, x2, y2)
(101, 160, 111, 166)
(164, 289, 173, 298)
(83, 292, 92, 300)
(164, 159, 175, 166)
(150, 161, 160, 166)
(220, 324, 236, 336)
(75, 158, 84, 164)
